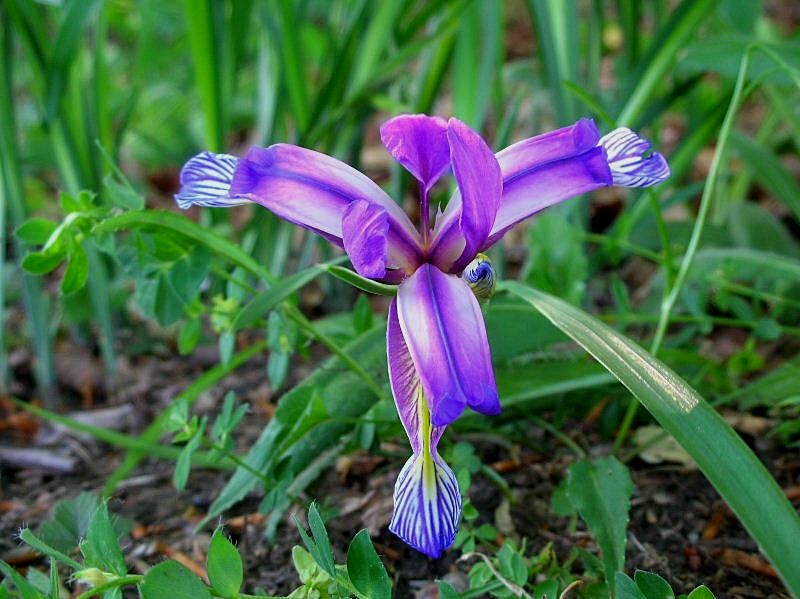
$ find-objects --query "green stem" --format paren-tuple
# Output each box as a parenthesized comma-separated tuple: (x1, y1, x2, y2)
(613, 49, 753, 453)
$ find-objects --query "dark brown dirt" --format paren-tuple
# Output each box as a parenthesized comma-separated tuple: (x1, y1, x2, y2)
(1, 343, 797, 599)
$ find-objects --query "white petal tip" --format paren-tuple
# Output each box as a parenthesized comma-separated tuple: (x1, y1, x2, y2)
(174, 151, 250, 209)
(599, 128, 671, 188)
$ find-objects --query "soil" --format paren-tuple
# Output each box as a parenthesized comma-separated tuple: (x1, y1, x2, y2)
(0, 340, 797, 599)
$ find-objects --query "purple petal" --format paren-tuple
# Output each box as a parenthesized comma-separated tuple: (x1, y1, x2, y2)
(396, 264, 500, 427)
(427, 119, 502, 273)
(230, 144, 423, 271)
(380, 114, 450, 192)
(387, 300, 446, 453)
(174, 152, 249, 209)
(389, 451, 461, 558)
(484, 118, 613, 246)
(342, 200, 389, 279)
(598, 127, 671, 187)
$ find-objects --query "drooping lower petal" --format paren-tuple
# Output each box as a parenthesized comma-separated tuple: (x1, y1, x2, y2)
(380, 114, 450, 193)
(387, 299, 446, 453)
(598, 127, 671, 187)
(174, 152, 249, 209)
(389, 448, 461, 559)
(229, 144, 423, 271)
(396, 264, 500, 427)
(388, 300, 461, 558)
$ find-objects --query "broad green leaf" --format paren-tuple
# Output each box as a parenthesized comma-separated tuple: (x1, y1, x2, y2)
(21, 249, 66, 275)
(307, 503, 335, 578)
(139, 560, 212, 599)
(80, 503, 126, 576)
(0, 561, 45, 599)
(207, 529, 243, 598)
(61, 243, 88, 295)
(565, 457, 632, 594)
(687, 585, 716, 599)
(178, 318, 202, 355)
(634, 570, 674, 599)
(38, 492, 101, 552)
(502, 282, 800, 593)
(346, 530, 392, 599)
(533, 579, 559, 599)
(616, 573, 647, 599)
(15, 219, 58, 245)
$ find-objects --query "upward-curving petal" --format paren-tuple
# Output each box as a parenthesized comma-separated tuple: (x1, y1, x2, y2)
(380, 114, 450, 193)
(427, 119, 502, 273)
(396, 264, 500, 427)
(229, 144, 423, 273)
(486, 118, 612, 246)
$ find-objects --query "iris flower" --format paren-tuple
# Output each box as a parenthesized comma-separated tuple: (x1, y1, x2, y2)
(175, 115, 669, 558)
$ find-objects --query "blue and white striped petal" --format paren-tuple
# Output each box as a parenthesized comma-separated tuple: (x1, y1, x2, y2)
(174, 151, 250, 209)
(598, 128, 670, 188)
(389, 450, 461, 559)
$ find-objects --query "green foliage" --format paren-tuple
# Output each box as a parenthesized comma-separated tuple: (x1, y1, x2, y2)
(207, 529, 244, 598)
(562, 457, 633, 594)
(4, 1, 800, 596)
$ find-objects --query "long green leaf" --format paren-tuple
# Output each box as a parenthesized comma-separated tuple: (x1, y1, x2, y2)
(0, 15, 56, 400)
(617, 0, 717, 126)
(502, 282, 800, 593)
(44, 0, 103, 122)
(231, 257, 347, 332)
(183, 0, 226, 150)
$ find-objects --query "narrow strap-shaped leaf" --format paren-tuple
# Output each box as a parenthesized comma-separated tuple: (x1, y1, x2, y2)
(231, 257, 348, 332)
(44, 0, 103, 122)
(501, 281, 800, 594)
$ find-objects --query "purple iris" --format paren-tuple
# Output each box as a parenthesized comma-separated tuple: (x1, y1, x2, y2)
(175, 114, 669, 558)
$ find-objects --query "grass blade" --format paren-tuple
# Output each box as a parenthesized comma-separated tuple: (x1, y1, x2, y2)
(502, 281, 800, 594)
(0, 16, 57, 401)
(616, 0, 716, 126)
(527, 0, 579, 124)
(184, 0, 226, 150)
(44, 0, 103, 123)
(452, 0, 502, 130)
